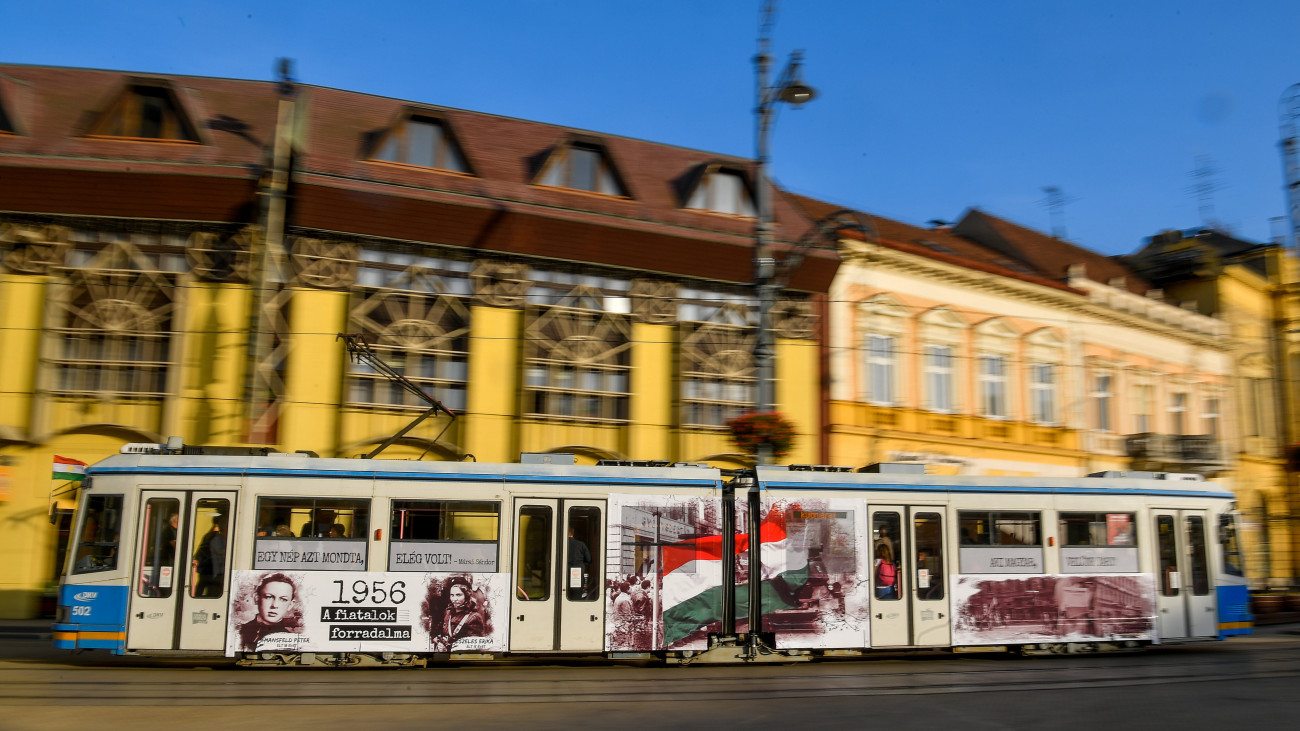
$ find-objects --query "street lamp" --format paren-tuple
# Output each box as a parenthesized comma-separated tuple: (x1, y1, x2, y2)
(752, 18, 816, 467)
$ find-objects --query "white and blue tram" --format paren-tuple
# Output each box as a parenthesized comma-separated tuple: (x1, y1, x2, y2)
(54, 443, 1251, 664)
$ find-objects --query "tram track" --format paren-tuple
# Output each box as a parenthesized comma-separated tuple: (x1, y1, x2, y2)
(5, 643, 1300, 705)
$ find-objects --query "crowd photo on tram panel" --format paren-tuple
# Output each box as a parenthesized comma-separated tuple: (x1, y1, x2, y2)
(608, 573, 654, 647)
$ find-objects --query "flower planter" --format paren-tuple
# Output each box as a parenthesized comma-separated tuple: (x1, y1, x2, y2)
(726, 411, 797, 460)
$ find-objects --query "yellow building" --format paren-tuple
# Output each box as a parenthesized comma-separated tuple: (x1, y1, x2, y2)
(821, 207, 1233, 481)
(1126, 229, 1294, 588)
(0, 65, 837, 617)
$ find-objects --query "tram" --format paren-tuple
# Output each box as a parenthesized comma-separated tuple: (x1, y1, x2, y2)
(54, 442, 1252, 665)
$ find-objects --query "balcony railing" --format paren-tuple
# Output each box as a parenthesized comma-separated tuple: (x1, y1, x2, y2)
(1123, 433, 1228, 475)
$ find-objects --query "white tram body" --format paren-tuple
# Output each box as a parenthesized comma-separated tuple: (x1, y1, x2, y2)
(54, 446, 1251, 664)
(751, 465, 1250, 655)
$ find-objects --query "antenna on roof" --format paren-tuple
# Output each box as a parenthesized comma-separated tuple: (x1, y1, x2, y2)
(1188, 154, 1225, 230)
(276, 57, 296, 98)
(1040, 186, 1069, 239)
(1279, 83, 1300, 250)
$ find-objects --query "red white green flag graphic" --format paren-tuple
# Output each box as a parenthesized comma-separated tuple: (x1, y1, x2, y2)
(659, 508, 810, 648)
(53, 455, 88, 481)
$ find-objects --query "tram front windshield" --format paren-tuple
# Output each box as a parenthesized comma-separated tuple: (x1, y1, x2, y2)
(71, 491, 123, 574)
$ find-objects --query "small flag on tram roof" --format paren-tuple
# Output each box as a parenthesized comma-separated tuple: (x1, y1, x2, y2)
(53, 455, 88, 481)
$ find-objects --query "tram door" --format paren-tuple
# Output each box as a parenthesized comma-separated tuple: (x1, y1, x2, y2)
(869, 506, 951, 647)
(127, 491, 236, 650)
(1153, 509, 1216, 639)
(510, 498, 605, 652)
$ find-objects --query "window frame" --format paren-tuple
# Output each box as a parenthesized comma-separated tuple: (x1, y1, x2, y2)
(978, 353, 1008, 419)
(388, 500, 501, 572)
(923, 344, 955, 413)
(1218, 512, 1244, 577)
(959, 511, 1042, 547)
(1169, 391, 1188, 435)
(1058, 512, 1138, 547)
(537, 141, 626, 196)
(1029, 362, 1056, 425)
(71, 492, 123, 575)
(251, 497, 372, 571)
(369, 114, 469, 174)
(1203, 396, 1221, 439)
(686, 167, 756, 217)
(1092, 372, 1114, 433)
(958, 510, 1044, 574)
(864, 333, 897, 406)
(1134, 382, 1154, 433)
(87, 85, 199, 143)
(523, 303, 632, 424)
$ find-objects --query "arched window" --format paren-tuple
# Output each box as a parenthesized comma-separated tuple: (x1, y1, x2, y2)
(347, 255, 472, 413)
(523, 282, 631, 422)
(918, 307, 964, 414)
(975, 319, 1018, 420)
(49, 239, 178, 398)
(857, 295, 907, 406)
(1024, 327, 1064, 425)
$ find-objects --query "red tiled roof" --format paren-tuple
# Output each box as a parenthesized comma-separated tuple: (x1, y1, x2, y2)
(784, 193, 1082, 295)
(952, 208, 1150, 294)
(0, 63, 836, 291)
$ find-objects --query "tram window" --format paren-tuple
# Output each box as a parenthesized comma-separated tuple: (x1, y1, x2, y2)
(72, 494, 123, 574)
(1059, 513, 1137, 547)
(567, 506, 601, 602)
(1186, 516, 1210, 596)
(516, 506, 553, 601)
(1156, 515, 1179, 596)
(137, 497, 179, 598)
(253, 497, 370, 540)
(914, 513, 944, 601)
(1219, 514, 1244, 577)
(391, 500, 499, 540)
(959, 512, 1040, 546)
(190, 499, 230, 599)
(253, 497, 370, 571)
(389, 501, 500, 572)
(872, 512, 901, 601)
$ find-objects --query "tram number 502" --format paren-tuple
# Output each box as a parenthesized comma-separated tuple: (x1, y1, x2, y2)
(332, 579, 407, 605)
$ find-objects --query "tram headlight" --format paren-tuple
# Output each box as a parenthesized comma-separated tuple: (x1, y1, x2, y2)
(55, 605, 70, 623)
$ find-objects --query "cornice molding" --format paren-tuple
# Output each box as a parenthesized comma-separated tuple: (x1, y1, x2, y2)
(841, 239, 1228, 351)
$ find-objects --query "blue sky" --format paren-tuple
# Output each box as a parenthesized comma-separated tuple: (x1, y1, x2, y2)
(4, 1, 1299, 255)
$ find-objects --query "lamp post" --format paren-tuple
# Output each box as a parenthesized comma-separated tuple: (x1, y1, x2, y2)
(752, 6, 815, 466)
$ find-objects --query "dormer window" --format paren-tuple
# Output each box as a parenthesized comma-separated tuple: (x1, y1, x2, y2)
(89, 84, 198, 142)
(0, 96, 13, 135)
(537, 141, 626, 195)
(686, 167, 755, 217)
(371, 115, 468, 173)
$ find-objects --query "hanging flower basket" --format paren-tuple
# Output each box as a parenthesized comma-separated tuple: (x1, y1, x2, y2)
(726, 411, 797, 460)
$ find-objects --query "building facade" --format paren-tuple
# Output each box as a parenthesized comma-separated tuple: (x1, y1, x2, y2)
(824, 208, 1299, 587)
(1, 64, 1294, 616)
(0, 65, 836, 617)
(1125, 229, 1295, 588)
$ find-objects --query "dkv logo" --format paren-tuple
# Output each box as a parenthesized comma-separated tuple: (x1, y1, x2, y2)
(73, 591, 98, 602)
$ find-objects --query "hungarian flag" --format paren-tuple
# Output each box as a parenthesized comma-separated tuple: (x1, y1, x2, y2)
(659, 507, 811, 647)
(53, 455, 88, 481)
(660, 533, 729, 648)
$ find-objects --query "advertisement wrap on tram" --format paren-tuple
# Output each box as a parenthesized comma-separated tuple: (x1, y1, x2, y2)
(54, 444, 1253, 664)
